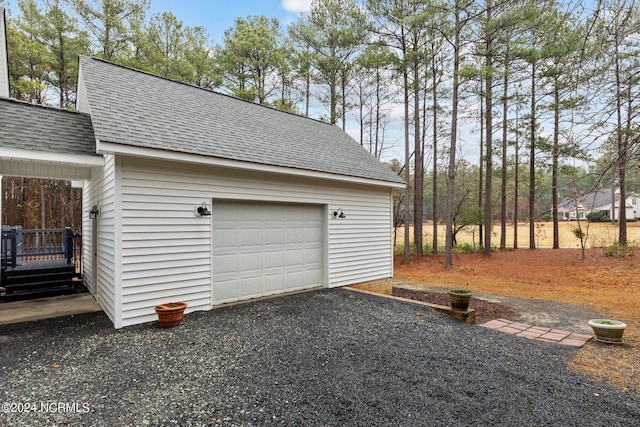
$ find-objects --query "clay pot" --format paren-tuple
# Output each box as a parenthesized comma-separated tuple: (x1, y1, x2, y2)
(448, 290, 472, 310)
(155, 302, 187, 328)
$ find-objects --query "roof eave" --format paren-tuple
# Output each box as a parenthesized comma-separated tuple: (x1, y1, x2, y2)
(0, 146, 104, 167)
(98, 140, 405, 189)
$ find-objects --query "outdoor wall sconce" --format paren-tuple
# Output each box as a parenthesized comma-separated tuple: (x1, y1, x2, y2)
(196, 202, 211, 217)
(331, 209, 346, 219)
(89, 207, 99, 219)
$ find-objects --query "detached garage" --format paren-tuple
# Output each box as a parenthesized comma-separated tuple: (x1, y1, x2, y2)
(39, 56, 404, 328)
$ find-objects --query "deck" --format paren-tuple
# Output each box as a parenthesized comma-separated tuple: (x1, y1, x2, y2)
(1, 227, 83, 302)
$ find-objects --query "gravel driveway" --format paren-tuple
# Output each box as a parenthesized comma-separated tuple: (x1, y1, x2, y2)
(1, 289, 638, 426)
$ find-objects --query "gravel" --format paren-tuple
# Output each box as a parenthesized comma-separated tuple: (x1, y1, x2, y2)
(1, 288, 638, 426)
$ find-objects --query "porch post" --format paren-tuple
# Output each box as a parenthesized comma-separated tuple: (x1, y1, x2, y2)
(0, 175, 2, 286)
(65, 227, 73, 265)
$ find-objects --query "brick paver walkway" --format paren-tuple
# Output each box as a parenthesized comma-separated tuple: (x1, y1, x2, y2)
(479, 318, 592, 347)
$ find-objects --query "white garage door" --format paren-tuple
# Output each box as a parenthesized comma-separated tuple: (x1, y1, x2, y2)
(212, 201, 324, 305)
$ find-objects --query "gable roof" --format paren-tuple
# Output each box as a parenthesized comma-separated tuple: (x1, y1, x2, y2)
(78, 56, 404, 186)
(0, 97, 97, 157)
(559, 188, 622, 211)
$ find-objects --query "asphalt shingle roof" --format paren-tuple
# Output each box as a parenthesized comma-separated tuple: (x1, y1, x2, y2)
(79, 56, 404, 185)
(0, 97, 97, 156)
(559, 188, 621, 211)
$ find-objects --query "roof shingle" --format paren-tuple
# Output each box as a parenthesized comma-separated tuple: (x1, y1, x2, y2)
(0, 97, 97, 156)
(79, 56, 404, 185)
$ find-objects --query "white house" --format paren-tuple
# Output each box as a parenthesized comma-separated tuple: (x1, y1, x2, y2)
(0, 20, 404, 327)
(557, 188, 640, 221)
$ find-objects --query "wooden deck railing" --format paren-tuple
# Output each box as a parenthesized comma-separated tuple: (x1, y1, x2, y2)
(1, 227, 82, 274)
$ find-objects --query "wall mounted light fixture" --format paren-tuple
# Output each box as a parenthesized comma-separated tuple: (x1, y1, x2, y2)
(331, 209, 346, 219)
(89, 207, 99, 219)
(196, 202, 211, 217)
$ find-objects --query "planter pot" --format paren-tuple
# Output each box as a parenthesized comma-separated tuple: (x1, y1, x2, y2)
(155, 302, 187, 328)
(588, 319, 627, 344)
(448, 290, 472, 310)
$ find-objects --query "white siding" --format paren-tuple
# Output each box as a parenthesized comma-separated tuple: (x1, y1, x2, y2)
(76, 68, 89, 114)
(0, 8, 9, 98)
(82, 174, 98, 294)
(117, 157, 394, 327)
(82, 155, 119, 326)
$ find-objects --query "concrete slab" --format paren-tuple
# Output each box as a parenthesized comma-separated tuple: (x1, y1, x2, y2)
(0, 293, 101, 325)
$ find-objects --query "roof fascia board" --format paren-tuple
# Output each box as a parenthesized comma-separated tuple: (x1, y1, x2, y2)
(98, 141, 405, 189)
(0, 147, 104, 167)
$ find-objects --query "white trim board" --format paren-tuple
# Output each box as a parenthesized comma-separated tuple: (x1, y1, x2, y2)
(98, 141, 405, 190)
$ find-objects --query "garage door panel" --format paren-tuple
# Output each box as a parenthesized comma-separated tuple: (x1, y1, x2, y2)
(213, 254, 237, 274)
(286, 228, 305, 244)
(240, 228, 262, 245)
(264, 227, 285, 244)
(264, 273, 285, 293)
(213, 201, 324, 305)
(215, 278, 239, 302)
(241, 277, 262, 297)
(285, 250, 305, 267)
(285, 270, 304, 284)
(240, 253, 262, 271)
(305, 247, 323, 262)
(305, 227, 323, 242)
(213, 229, 237, 249)
(304, 268, 323, 282)
(264, 251, 284, 268)
(215, 204, 237, 219)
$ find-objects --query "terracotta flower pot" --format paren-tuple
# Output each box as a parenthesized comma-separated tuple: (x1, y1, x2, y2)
(448, 290, 472, 310)
(588, 319, 626, 344)
(155, 302, 187, 328)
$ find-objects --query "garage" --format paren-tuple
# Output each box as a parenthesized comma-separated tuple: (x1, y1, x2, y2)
(212, 200, 325, 304)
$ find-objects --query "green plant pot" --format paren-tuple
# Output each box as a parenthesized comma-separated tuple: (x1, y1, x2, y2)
(588, 319, 626, 344)
(448, 290, 472, 310)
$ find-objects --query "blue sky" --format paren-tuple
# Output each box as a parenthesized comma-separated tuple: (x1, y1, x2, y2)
(148, 0, 312, 42)
(4, 0, 312, 42)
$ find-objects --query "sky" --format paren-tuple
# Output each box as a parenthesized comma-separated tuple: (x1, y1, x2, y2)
(148, 0, 312, 42)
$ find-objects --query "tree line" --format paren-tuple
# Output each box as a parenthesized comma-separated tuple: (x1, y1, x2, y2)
(2, 0, 639, 266)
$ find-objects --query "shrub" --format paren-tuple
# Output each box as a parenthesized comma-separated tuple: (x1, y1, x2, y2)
(573, 227, 586, 240)
(603, 241, 638, 257)
(454, 243, 477, 254)
(586, 211, 608, 222)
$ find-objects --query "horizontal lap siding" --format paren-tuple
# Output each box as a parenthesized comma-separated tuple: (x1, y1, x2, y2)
(118, 158, 394, 325)
(99, 156, 118, 324)
(119, 163, 212, 326)
(82, 156, 117, 324)
(328, 194, 393, 286)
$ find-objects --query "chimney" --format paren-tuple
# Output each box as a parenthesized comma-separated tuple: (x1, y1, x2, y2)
(0, 7, 9, 97)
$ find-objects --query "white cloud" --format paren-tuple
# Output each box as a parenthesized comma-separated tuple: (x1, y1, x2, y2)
(281, 0, 312, 13)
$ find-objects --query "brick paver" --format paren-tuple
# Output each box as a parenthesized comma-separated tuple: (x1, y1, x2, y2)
(479, 318, 592, 347)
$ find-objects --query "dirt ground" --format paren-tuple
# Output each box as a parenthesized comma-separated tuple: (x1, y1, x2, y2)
(387, 248, 639, 396)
